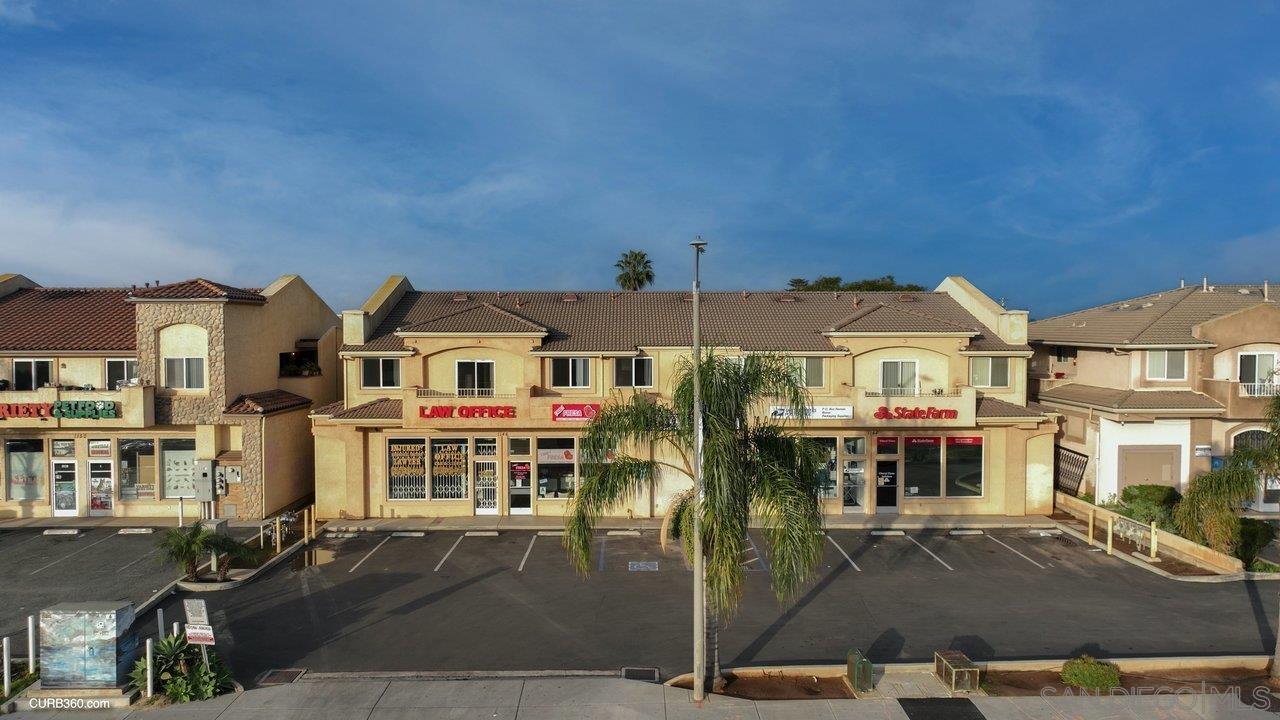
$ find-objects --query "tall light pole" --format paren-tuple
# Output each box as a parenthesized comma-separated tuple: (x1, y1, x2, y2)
(690, 237, 707, 701)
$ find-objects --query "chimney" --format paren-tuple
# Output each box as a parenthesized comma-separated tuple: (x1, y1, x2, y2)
(1202, 275, 1208, 292)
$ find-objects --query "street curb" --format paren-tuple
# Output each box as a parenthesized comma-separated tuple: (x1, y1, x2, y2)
(176, 537, 307, 592)
(1053, 521, 1280, 583)
(299, 669, 619, 681)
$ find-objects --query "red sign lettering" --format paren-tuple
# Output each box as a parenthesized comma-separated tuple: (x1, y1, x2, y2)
(946, 436, 983, 446)
(551, 403, 600, 421)
(419, 405, 517, 419)
(873, 406, 959, 421)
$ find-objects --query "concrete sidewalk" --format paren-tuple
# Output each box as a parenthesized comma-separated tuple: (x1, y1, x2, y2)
(3, 676, 1271, 719)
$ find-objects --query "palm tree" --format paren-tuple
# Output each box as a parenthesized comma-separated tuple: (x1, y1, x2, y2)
(209, 534, 260, 582)
(614, 250, 655, 291)
(159, 522, 215, 581)
(564, 352, 826, 690)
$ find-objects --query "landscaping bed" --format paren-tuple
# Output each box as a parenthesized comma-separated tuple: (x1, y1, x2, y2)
(1051, 512, 1216, 576)
(672, 671, 853, 700)
(985, 665, 1275, 699)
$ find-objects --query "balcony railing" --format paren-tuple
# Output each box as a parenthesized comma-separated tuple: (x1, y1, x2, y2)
(1241, 383, 1280, 398)
(864, 387, 963, 398)
(416, 388, 515, 399)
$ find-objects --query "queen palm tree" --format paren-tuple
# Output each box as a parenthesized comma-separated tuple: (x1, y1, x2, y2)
(614, 250, 655, 291)
(564, 352, 826, 690)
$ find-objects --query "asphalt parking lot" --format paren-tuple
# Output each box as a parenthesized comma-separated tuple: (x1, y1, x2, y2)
(156, 526, 1277, 686)
(0, 528, 181, 640)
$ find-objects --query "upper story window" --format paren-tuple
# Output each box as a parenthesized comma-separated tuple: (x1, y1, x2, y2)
(551, 357, 590, 388)
(969, 357, 1010, 388)
(361, 357, 401, 389)
(879, 359, 918, 396)
(106, 359, 138, 390)
(1146, 350, 1186, 381)
(163, 357, 206, 390)
(1054, 346, 1076, 363)
(614, 357, 653, 388)
(12, 359, 53, 391)
(456, 360, 495, 397)
(792, 357, 824, 388)
(1240, 352, 1277, 391)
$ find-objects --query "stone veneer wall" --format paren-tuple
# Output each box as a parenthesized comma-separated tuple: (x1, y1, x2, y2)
(237, 417, 265, 518)
(134, 301, 228, 425)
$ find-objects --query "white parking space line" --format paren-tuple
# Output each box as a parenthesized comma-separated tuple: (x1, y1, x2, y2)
(744, 533, 769, 571)
(518, 535, 538, 572)
(0, 533, 44, 552)
(30, 532, 118, 575)
(434, 535, 465, 572)
(118, 546, 161, 572)
(987, 534, 1046, 569)
(349, 536, 391, 574)
(907, 535, 954, 571)
(825, 534, 861, 572)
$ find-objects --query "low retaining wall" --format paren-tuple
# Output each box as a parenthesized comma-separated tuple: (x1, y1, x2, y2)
(1054, 492, 1244, 574)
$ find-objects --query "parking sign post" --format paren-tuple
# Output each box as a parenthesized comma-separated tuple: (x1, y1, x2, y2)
(27, 615, 35, 674)
(3, 636, 10, 699)
(145, 638, 154, 699)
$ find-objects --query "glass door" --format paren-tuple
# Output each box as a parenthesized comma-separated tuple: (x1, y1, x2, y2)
(89, 461, 114, 516)
(474, 438, 499, 515)
(841, 436, 866, 513)
(508, 461, 532, 514)
(874, 436, 900, 514)
(52, 460, 78, 517)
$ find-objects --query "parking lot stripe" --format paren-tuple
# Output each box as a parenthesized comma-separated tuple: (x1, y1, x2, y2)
(118, 546, 161, 572)
(434, 535, 465, 572)
(0, 533, 43, 551)
(30, 532, 117, 575)
(349, 536, 391, 574)
(744, 533, 769, 571)
(907, 535, 954, 571)
(987, 534, 1046, 569)
(825, 534, 861, 572)
(518, 534, 538, 572)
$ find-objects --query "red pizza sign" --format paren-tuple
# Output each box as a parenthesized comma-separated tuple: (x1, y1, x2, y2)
(873, 406, 959, 420)
(551, 403, 600, 421)
(420, 405, 517, 419)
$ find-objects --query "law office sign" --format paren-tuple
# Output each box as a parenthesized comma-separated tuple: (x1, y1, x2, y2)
(0, 401, 120, 421)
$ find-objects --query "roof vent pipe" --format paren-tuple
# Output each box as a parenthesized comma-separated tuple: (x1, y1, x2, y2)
(1266, 280, 1271, 302)
(1202, 275, 1208, 292)
(1180, 278, 1185, 288)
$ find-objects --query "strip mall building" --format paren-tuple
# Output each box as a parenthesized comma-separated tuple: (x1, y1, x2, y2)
(312, 276, 1058, 520)
(0, 274, 339, 520)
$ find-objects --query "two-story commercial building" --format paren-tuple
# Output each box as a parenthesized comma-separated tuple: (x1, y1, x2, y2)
(312, 275, 1057, 520)
(1029, 280, 1280, 511)
(0, 273, 340, 520)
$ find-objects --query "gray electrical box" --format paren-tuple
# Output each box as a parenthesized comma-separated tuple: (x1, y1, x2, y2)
(214, 464, 241, 495)
(194, 460, 216, 502)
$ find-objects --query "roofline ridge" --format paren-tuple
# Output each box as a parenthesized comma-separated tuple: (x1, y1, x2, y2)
(479, 301, 548, 330)
(1029, 286, 1191, 326)
(1129, 286, 1203, 342)
(882, 301, 976, 331)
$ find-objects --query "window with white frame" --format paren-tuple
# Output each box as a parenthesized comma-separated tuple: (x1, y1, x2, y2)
(163, 357, 205, 390)
(614, 357, 653, 388)
(456, 360, 495, 396)
(12, 359, 52, 391)
(969, 357, 1010, 388)
(1146, 350, 1186, 380)
(551, 357, 590, 388)
(1240, 352, 1277, 394)
(106, 359, 138, 390)
(361, 357, 400, 388)
(879, 360, 918, 395)
(792, 357, 824, 388)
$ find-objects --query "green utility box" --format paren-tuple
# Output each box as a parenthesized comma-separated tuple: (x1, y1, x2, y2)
(846, 649, 875, 694)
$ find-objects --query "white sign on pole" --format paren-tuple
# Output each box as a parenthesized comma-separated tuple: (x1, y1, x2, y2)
(768, 405, 854, 420)
(185, 623, 216, 646)
(183, 599, 209, 625)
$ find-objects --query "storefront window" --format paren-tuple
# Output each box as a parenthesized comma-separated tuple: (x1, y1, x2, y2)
(430, 439, 469, 499)
(509, 437, 531, 456)
(388, 438, 427, 500)
(875, 436, 899, 455)
(946, 437, 984, 497)
(903, 437, 941, 498)
(813, 437, 837, 498)
(119, 438, 157, 501)
(160, 438, 198, 498)
(5, 439, 46, 501)
(537, 437, 576, 498)
(843, 436, 866, 456)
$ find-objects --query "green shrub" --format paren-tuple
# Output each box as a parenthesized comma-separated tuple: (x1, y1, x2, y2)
(1060, 655, 1120, 691)
(1235, 518, 1278, 566)
(1124, 497, 1174, 528)
(128, 633, 235, 704)
(1120, 484, 1181, 509)
(1250, 559, 1280, 573)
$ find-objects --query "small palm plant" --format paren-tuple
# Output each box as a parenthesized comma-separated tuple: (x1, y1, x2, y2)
(208, 535, 259, 582)
(565, 352, 826, 689)
(614, 250, 655, 291)
(159, 522, 214, 581)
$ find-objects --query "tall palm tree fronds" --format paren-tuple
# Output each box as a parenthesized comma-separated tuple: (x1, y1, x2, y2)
(614, 250, 655, 291)
(565, 352, 826, 617)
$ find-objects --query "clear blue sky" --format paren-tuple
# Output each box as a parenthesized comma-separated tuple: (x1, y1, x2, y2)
(2, 2, 1278, 317)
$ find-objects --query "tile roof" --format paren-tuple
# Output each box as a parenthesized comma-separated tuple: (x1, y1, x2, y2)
(128, 278, 266, 304)
(343, 291, 1027, 354)
(311, 400, 345, 416)
(224, 389, 312, 415)
(1037, 383, 1224, 412)
(0, 287, 135, 352)
(330, 397, 403, 420)
(1029, 285, 1272, 347)
(974, 395, 1045, 419)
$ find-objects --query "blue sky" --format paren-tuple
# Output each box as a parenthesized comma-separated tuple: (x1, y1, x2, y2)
(1, 2, 1278, 317)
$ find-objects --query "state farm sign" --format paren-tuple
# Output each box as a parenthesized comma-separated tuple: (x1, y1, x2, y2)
(420, 405, 517, 419)
(873, 405, 959, 421)
(551, 403, 599, 421)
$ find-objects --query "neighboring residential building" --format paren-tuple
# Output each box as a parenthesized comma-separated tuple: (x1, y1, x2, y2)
(0, 273, 340, 520)
(1028, 280, 1280, 510)
(312, 275, 1057, 520)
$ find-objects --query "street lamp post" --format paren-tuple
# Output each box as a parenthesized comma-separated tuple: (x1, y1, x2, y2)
(690, 237, 707, 701)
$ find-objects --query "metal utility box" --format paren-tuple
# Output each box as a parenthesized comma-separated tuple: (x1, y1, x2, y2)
(846, 648, 875, 693)
(40, 602, 138, 689)
(934, 650, 980, 694)
(193, 460, 216, 502)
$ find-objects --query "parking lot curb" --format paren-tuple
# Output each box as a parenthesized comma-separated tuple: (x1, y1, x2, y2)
(298, 669, 620, 681)
(1053, 521, 1280, 583)
(176, 537, 307, 593)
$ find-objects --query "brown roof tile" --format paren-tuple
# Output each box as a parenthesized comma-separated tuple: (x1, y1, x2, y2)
(129, 278, 266, 304)
(0, 287, 135, 352)
(331, 397, 403, 420)
(1029, 285, 1271, 347)
(1037, 383, 1224, 412)
(311, 400, 345, 416)
(399, 303, 547, 334)
(975, 395, 1046, 419)
(224, 389, 311, 415)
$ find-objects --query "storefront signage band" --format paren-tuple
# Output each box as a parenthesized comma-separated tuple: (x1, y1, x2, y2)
(873, 405, 959, 420)
(552, 403, 599, 421)
(768, 405, 854, 420)
(419, 405, 517, 419)
(0, 401, 120, 420)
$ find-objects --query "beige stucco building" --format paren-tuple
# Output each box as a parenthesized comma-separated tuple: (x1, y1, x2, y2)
(312, 275, 1058, 521)
(1029, 280, 1280, 511)
(0, 273, 340, 520)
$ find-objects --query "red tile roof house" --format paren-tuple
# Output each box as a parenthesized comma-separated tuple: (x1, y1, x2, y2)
(0, 273, 340, 521)
(1028, 280, 1280, 510)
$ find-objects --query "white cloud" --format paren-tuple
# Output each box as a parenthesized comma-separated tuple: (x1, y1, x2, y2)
(0, 0, 45, 26)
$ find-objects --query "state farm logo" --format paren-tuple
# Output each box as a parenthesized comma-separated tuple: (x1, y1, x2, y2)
(873, 405, 959, 420)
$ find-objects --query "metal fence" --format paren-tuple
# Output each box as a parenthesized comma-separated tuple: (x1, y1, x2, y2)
(1054, 445, 1088, 496)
